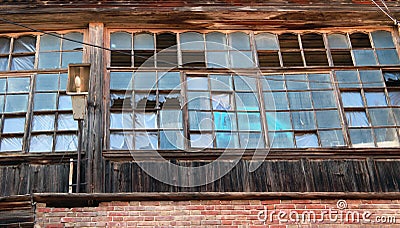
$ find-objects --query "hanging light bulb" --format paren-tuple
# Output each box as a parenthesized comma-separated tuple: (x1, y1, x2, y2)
(75, 75, 81, 93)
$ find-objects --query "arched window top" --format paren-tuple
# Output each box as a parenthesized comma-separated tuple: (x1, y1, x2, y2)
(13, 35, 36, 53)
(278, 33, 299, 49)
(255, 33, 279, 50)
(40, 33, 60, 52)
(371, 30, 395, 48)
(180, 32, 204, 50)
(110, 32, 132, 50)
(327, 33, 350, 49)
(134, 33, 154, 50)
(228, 32, 250, 50)
(301, 33, 325, 49)
(62, 32, 83, 51)
(205, 32, 227, 50)
(349, 32, 371, 48)
(156, 32, 176, 50)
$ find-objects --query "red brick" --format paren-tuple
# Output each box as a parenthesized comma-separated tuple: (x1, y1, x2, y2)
(201, 210, 219, 215)
(51, 208, 69, 212)
(140, 201, 160, 206)
(201, 220, 221, 225)
(261, 200, 280, 205)
(154, 216, 173, 221)
(109, 201, 129, 206)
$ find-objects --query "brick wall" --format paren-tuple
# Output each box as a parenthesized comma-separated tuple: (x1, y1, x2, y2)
(34, 199, 400, 227)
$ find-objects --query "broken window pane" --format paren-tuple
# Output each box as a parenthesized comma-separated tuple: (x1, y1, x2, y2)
(206, 52, 228, 68)
(160, 130, 184, 150)
(264, 92, 288, 110)
(316, 110, 341, 129)
(374, 128, 399, 147)
(189, 111, 213, 130)
(160, 110, 182, 129)
(389, 91, 400, 106)
(266, 112, 292, 131)
(187, 77, 208, 90)
(0, 37, 10, 54)
(336, 71, 360, 88)
(255, 33, 279, 50)
(8, 77, 30, 92)
(295, 133, 319, 148)
(32, 115, 55, 131)
(58, 114, 78, 130)
(292, 111, 316, 130)
(237, 112, 262, 131)
(229, 32, 250, 50)
(376, 50, 400, 65)
(212, 93, 233, 110)
(134, 112, 157, 129)
(110, 72, 133, 90)
(34, 93, 57, 111)
(187, 92, 210, 110)
(110, 112, 133, 129)
(63, 32, 83, 51)
(371, 31, 395, 48)
(359, 70, 384, 88)
(312, 91, 336, 108)
(13, 36, 36, 53)
(133, 71, 156, 90)
(213, 112, 236, 131)
(5, 95, 28, 113)
(383, 72, 400, 86)
(61, 51, 83, 68)
(156, 51, 178, 67)
(230, 51, 254, 68)
(350, 33, 371, 48)
(110, 32, 132, 50)
(58, 95, 73, 110)
(286, 74, 308, 90)
(320, 130, 345, 147)
(180, 32, 204, 50)
(210, 75, 232, 91)
(156, 33, 176, 50)
(158, 72, 180, 90)
(36, 74, 58, 91)
(269, 132, 294, 148)
(353, 50, 377, 66)
(288, 92, 312, 110)
(40, 34, 60, 51)
(39, 52, 60, 69)
(236, 93, 258, 111)
(206, 32, 227, 50)
(134, 33, 154, 50)
(134, 93, 156, 110)
(369, 108, 395, 126)
(346, 111, 369, 127)
(240, 133, 264, 148)
(365, 92, 387, 106)
(0, 137, 22, 152)
(30, 135, 53, 152)
(216, 132, 239, 148)
(341, 92, 364, 107)
(159, 93, 181, 109)
(3, 117, 25, 133)
(349, 129, 374, 148)
(234, 76, 257, 91)
(331, 50, 353, 66)
(262, 75, 285, 90)
(258, 51, 281, 67)
(181, 51, 206, 67)
(191, 133, 213, 148)
(55, 134, 78, 151)
(11, 56, 35, 70)
(135, 132, 158, 150)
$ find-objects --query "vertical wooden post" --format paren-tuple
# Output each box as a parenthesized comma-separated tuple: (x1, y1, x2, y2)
(86, 23, 105, 193)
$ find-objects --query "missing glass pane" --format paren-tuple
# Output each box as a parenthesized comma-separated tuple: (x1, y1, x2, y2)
(159, 93, 181, 109)
(134, 50, 154, 67)
(383, 72, 400, 87)
(350, 33, 371, 48)
(281, 52, 303, 67)
(301, 33, 325, 49)
(156, 33, 176, 50)
(279, 33, 299, 49)
(111, 50, 131, 67)
(331, 51, 353, 66)
(111, 93, 133, 110)
(182, 51, 206, 67)
(257, 51, 280, 67)
(304, 51, 328, 66)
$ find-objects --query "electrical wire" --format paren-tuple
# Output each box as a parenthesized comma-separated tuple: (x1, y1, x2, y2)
(371, 0, 398, 25)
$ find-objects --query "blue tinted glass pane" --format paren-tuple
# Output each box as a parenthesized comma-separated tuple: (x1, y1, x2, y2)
(212, 93, 233, 111)
(236, 93, 259, 111)
(0, 95, 4, 113)
(255, 33, 279, 50)
(264, 92, 288, 110)
(61, 51, 82, 68)
(349, 129, 374, 148)
(295, 133, 319, 148)
(371, 31, 395, 48)
(30, 134, 53, 152)
(210, 75, 232, 91)
(134, 33, 154, 50)
(34, 93, 57, 111)
(237, 112, 261, 131)
(134, 112, 157, 129)
(288, 92, 312, 110)
(187, 92, 210, 110)
(229, 32, 250, 50)
(158, 72, 180, 90)
(312, 91, 336, 109)
(365, 92, 387, 107)
(376, 50, 400, 65)
(0, 37, 10, 54)
(286, 74, 308, 90)
(109, 132, 133, 150)
(206, 32, 226, 50)
(266, 112, 292, 131)
(36, 74, 58, 91)
(40, 34, 60, 51)
(5, 95, 28, 113)
(39, 52, 60, 69)
(0, 137, 22, 152)
(62, 32, 83, 51)
(316, 110, 341, 129)
(110, 72, 133, 90)
(133, 72, 156, 90)
(110, 113, 133, 129)
(269, 132, 294, 148)
(8, 77, 30, 92)
(234, 76, 257, 91)
(55, 134, 78, 151)
(160, 131, 184, 150)
(308, 74, 331, 89)
(346, 111, 369, 127)
(216, 132, 239, 148)
(135, 132, 157, 150)
(214, 112, 236, 131)
(341, 92, 364, 107)
(240, 133, 264, 148)
(0, 79, 6, 93)
(374, 128, 399, 147)
(389, 91, 400, 106)
(111, 32, 132, 50)
(187, 77, 208, 90)
(3, 117, 25, 133)
(262, 75, 285, 90)
(0, 57, 7, 71)
(369, 108, 395, 126)
(191, 133, 213, 148)
(11, 56, 34, 71)
(291, 111, 316, 130)
(160, 110, 182, 129)
(32, 114, 55, 131)
(189, 111, 213, 130)
(359, 70, 384, 88)
(207, 51, 228, 68)
(58, 95, 72, 110)
(180, 32, 204, 50)
(336, 71, 360, 88)
(230, 51, 253, 68)
(320, 130, 345, 147)
(328, 34, 349, 49)
(353, 50, 377, 66)
(59, 74, 67, 91)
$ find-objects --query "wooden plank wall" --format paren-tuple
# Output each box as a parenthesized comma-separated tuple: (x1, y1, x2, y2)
(104, 159, 400, 193)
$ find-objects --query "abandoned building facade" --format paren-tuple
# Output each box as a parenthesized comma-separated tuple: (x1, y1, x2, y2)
(0, 0, 400, 227)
